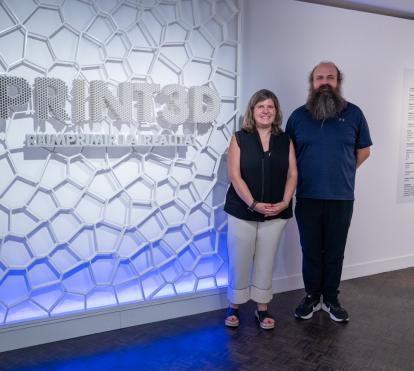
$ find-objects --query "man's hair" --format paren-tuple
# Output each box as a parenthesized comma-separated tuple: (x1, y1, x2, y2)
(242, 89, 282, 134)
(308, 61, 343, 85)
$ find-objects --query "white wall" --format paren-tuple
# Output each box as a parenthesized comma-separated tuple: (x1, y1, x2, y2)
(242, 0, 414, 288)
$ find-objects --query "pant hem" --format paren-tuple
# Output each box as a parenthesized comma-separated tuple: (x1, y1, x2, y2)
(227, 287, 250, 304)
(250, 286, 273, 304)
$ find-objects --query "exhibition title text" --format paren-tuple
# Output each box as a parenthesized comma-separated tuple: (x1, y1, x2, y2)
(0, 75, 221, 147)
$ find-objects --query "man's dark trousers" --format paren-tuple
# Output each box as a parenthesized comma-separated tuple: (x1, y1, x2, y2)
(295, 198, 354, 302)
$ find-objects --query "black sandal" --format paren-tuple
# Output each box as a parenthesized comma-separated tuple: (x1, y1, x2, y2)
(255, 310, 275, 330)
(225, 307, 240, 327)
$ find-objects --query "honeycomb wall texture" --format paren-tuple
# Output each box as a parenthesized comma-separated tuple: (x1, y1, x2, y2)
(0, 0, 240, 325)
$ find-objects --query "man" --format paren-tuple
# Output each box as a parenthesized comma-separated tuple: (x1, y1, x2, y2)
(286, 61, 372, 322)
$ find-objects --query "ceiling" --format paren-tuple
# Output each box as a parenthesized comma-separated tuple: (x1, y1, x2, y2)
(298, 0, 414, 20)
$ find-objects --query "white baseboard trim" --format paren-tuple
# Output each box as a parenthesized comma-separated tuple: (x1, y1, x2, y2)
(271, 253, 414, 295)
(1, 255, 413, 352)
(341, 253, 414, 280)
(0, 289, 228, 352)
(272, 273, 304, 293)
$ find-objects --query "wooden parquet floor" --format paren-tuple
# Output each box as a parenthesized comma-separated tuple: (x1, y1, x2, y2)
(1, 267, 413, 371)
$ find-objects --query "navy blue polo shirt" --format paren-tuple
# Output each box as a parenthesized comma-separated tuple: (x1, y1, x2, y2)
(286, 102, 372, 200)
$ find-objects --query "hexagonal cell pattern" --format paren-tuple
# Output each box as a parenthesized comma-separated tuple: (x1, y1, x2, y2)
(115, 279, 144, 304)
(0, 236, 33, 267)
(27, 223, 56, 257)
(95, 223, 121, 253)
(0, 271, 30, 307)
(0, 27, 25, 66)
(25, 36, 55, 69)
(28, 259, 60, 288)
(50, 212, 81, 243)
(62, 263, 94, 295)
(128, 49, 154, 75)
(51, 292, 85, 316)
(91, 255, 117, 285)
(27, 189, 58, 221)
(31, 284, 64, 312)
(112, 3, 138, 30)
(0, 0, 240, 326)
(0, 155, 15, 195)
(75, 194, 103, 224)
(106, 33, 130, 59)
(10, 209, 38, 236)
(24, 7, 62, 37)
(87, 286, 117, 309)
(88, 171, 119, 199)
(50, 247, 80, 273)
(61, 0, 95, 32)
(54, 181, 83, 209)
(69, 227, 96, 260)
(0, 206, 9, 237)
(118, 230, 146, 258)
(50, 26, 79, 62)
(1, 178, 36, 209)
(8, 148, 46, 182)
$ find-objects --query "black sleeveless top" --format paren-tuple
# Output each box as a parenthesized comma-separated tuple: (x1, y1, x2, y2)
(224, 129, 293, 221)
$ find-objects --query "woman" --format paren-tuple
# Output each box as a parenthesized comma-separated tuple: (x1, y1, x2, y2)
(224, 89, 297, 329)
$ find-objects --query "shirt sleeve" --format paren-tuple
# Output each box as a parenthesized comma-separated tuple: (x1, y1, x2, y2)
(356, 109, 373, 149)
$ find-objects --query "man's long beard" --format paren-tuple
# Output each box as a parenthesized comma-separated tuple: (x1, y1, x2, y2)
(306, 85, 347, 120)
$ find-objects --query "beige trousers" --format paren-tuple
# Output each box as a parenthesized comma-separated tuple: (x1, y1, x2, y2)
(227, 214, 287, 304)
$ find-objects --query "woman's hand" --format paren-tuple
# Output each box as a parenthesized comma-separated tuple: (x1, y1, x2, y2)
(253, 202, 273, 215)
(261, 201, 289, 217)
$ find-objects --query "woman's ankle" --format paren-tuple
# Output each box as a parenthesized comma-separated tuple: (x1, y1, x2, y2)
(257, 303, 268, 312)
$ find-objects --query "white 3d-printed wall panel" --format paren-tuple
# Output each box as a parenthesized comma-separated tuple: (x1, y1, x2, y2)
(0, 0, 240, 326)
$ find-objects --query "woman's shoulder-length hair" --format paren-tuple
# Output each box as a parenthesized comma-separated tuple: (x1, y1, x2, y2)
(242, 89, 282, 135)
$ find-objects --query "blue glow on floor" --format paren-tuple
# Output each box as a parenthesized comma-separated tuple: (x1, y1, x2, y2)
(9, 322, 238, 371)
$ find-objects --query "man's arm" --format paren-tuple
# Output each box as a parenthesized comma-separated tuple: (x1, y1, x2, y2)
(356, 147, 370, 168)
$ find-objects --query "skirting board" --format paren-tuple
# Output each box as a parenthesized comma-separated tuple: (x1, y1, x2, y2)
(1, 254, 413, 352)
(0, 290, 229, 353)
(342, 253, 414, 280)
(271, 253, 414, 294)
